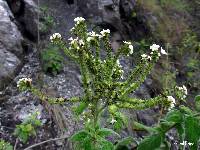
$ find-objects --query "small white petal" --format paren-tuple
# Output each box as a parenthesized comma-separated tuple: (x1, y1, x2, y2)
(161, 47, 168, 55)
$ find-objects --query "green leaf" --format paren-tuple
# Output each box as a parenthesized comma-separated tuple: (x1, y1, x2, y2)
(179, 105, 193, 115)
(185, 115, 200, 150)
(175, 123, 184, 141)
(73, 102, 88, 115)
(98, 139, 114, 150)
(70, 130, 89, 142)
(137, 134, 162, 150)
(115, 137, 135, 150)
(195, 95, 200, 112)
(164, 109, 183, 123)
(98, 128, 120, 138)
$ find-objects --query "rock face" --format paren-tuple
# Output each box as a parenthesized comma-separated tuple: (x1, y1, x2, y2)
(77, 0, 135, 40)
(6, 0, 39, 41)
(0, 0, 23, 90)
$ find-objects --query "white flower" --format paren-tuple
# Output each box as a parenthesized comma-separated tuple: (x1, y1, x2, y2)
(167, 96, 176, 110)
(100, 29, 110, 36)
(70, 27, 75, 32)
(79, 39, 85, 46)
(50, 33, 62, 42)
(68, 37, 73, 41)
(147, 55, 152, 60)
(88, 31, 100, 37)
(87, 37, 94, 42)
(116, 59, 120, 65)
(141, 54, 151, 61)
(150, 44, 160, 51)
(161, 47, 168, 55)
(17, 78, 32, 88)
(69, 37, 78, 45)
(110, 118, 117, 124)
(180, 141, 187, 146)
(74, 17, 85, 24)
(188, 142, 194, 146)
(123, 41, 131, 45)
(141, 54, 147, 58)
(129, 45, 133, 54)
(182, 85, 187, 95)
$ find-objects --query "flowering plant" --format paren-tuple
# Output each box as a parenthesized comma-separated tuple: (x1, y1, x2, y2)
(16, 17, 199, 150)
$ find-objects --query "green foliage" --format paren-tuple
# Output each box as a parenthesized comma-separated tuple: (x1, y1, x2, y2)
(180, 32, 200, 90)
(39, 6, 55, 33)
(195, 95, 200, 112)
(17, 17, 175, 149)
(138, 133, 163, 150)
(133, 39, 150, 63)
(14, 112, 42, 143)
(136, 98, 200, 149)
(0, 140, 13, 150)
(40, 44, 64, 75)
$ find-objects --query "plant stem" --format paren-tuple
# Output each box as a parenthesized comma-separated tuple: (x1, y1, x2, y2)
(24, 135, 69, 150)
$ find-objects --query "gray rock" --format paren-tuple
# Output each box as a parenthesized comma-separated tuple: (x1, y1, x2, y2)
(22, 0, 39, 40)
(7, 0, 39, 40)
(0, 0, 23, 90)
(0, 0, 23, 57)
(0, 46, 21, 90)
(19, 0, 39, 40)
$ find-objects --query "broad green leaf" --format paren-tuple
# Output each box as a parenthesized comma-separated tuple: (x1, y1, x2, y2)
(98, 128, 120, 138)
(82, 136, 92, 150)
(73, 102, 88, 115)
(98, 139, 114, 150)
(185, 115, 200, 150)
(70, 130, 89, 142)
(137, 134, 162, 150)
(179, 105, 193, 115)
(164, 109, 183, 123)
(175, 123, 184, 141)
(195, 95, 200, 112)
(114, 137, 135, 150)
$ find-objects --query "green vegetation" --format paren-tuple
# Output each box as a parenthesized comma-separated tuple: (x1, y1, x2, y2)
(17, 17, 176, 150)
(14, 112, 42, 143)
(39, 6, 55, 33)
(40, 44, 64, 75)
(0, 140, 13, 150)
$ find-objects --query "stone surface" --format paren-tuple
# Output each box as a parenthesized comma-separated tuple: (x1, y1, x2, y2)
(21, 0, 39, 40)
(0, 0, 23, 56)
(0, 47, 21, 90)
(0, 0, 23, 90)
(7, 0, 39, 40)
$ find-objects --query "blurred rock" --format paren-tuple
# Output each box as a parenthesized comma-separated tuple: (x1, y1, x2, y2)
(0, 0, 23, 90)
(6, 0, 39, 41)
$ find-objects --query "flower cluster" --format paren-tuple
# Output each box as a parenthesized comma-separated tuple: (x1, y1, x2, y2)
(74, 17, 85, 25)
(167, 96, 176, 110)
(100, 29, 110, 37)
(86, 29, 111, 42)
(50, 33, 62, 43)
(17, 78, 32, 91)
(87, 31, 101, 42)
(122, 41, 133, 56)
(141, 44, 167, 61)
(112, 59, 124, 79)
(176, 85, 188, 100)
(68, 37, 85, 50)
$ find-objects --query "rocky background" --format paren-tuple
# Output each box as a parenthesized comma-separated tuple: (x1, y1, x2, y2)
(0, 0, 199, 149)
